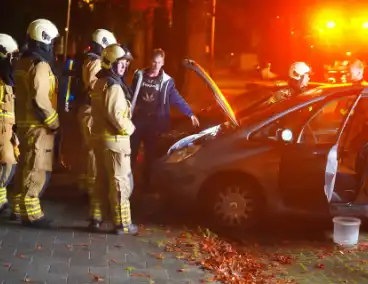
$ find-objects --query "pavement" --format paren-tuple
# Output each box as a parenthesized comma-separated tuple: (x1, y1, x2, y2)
(0, 196, 214, 284)
(0, 183, 368, 284)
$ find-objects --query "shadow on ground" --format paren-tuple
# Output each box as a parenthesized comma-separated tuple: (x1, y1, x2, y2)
(40, 185, 368, 248)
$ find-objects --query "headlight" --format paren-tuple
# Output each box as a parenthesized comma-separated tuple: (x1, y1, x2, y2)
(167, 125, 221, 154)
(165, 145, 201, 164)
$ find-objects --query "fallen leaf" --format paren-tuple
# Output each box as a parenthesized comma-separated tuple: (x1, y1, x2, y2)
(65, 244, 72, 250)
(155, 240, 165, 247)
(155, 253, 164, 260)
(3, 263, 10, 268)
(316, 263, 325, 269)
(23, 277, 33, 283)
(35, 244, 42, 250)
(177, 268, 189, 272)
(130, 273, 151, 278)
(114, 244, 123, 248)
(17, 254, 26, 259)
(88, 273, 104, 282)
(73, 244, 89, 247)
(125, 266, 135, 271)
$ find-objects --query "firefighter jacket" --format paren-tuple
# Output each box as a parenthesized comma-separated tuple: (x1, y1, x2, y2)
(82, 54, 101, 99)
(0, 80, 15, 126)
(14, 57, 59, 130)
(91, 71, 135, 142)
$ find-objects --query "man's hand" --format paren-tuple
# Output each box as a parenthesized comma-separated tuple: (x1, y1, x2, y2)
(191, 115, 200, 127)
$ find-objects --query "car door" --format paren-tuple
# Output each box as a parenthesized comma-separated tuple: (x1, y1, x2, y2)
(278, 91, 362, 211)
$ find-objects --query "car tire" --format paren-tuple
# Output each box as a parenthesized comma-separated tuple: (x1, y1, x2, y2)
(202, 175, 264, 230)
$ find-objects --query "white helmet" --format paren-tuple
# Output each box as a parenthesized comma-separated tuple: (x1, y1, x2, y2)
(0, 34, 18, 58)
(92, 29, 117, 48)
(27, 19, 59, 45)
(101, 44, 130, 69)
(289, 62, 310, 80)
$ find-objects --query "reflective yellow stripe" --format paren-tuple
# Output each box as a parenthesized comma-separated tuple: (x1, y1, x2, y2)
(44, 111, 58, 126)
(103, 135, 129, 141)
(0, 111, 14, 118)
(65, 60, 73, 103)
(16, 121, 43, 128)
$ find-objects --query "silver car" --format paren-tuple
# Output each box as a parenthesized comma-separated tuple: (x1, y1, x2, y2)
(152, 59, 368, 230)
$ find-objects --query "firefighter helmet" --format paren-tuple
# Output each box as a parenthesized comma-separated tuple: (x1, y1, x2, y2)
(0, 34, 18, 58)
(101, 44, 130, 69)
(27, 19, 59, 45)
(92, 29, 117, 48)
(289, 62, 310, 80)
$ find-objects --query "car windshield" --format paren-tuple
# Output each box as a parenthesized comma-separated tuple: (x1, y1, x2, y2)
(239, 88, 328, 125)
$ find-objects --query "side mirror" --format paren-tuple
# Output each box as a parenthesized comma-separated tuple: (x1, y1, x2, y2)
(281, 129, 293, 142)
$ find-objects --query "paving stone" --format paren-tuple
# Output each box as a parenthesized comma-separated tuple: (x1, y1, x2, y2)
(48, 262, 70, 275)
(1, 271, 27, 284)
(8, 199, 368, 283)
(69, 256, 109, 267)
(127, 269, 170, 281)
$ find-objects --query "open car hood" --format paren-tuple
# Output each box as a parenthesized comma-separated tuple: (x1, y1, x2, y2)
(183, 59, 239, 126)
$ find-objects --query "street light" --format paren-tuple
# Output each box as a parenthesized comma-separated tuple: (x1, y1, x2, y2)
(64, 0, 72, 61)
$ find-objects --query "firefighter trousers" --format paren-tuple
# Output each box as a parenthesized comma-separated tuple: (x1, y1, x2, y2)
(77, 105, 96, 196)
(91, 138, 134, 228)
(0, 123, 17, 209)
(12, 127, 54, 221)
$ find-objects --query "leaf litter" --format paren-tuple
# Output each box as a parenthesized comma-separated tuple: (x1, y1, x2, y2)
(162, 228, 297, 283)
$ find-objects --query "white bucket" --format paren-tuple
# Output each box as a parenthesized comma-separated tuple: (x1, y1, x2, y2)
(332, 216, 361, 246)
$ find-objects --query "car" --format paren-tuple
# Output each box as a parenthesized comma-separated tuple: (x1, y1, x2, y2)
(152, 59, 368, 230)
(157, 66, 325, 158)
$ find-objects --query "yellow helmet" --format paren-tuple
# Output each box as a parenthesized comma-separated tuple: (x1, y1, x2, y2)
(0, 34, 18, 58)
(289, 62, 310, 80)
(101, 44, 129, 69)
(27, 19, 59, 45)
(92, 29, 117, 48)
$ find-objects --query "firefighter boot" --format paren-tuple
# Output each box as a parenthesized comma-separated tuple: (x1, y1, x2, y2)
(22, 217, 53, 229)
(87, 219, 102, 232)
(113, 224, 138, 235)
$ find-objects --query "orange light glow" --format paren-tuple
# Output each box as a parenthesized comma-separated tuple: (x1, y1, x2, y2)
(326, 21, 336, 28)
(346, 51, 351, 56)
(363, 22, 368, 28)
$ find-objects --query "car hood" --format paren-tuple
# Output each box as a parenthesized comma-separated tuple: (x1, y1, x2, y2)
(183, 59, 239, 127)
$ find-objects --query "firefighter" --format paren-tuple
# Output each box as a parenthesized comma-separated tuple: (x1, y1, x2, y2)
(90, 44, 137, 234)
(337, 59, 365, 116)
(77, 29, 117, 201)
(12, 19, 59, 227)
(0, 34, 19, 215)
(349, 59, 364, 84)
(268, 62, 310, 104)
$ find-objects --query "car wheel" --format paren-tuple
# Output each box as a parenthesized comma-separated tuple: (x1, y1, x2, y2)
(203, 176, 263, 229)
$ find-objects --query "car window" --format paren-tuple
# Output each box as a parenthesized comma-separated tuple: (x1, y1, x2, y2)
(298, 95, 356, 144)
(250, 101, 321, 141)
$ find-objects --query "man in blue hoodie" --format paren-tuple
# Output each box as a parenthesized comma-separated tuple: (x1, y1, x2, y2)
(131, 48, 199, 193)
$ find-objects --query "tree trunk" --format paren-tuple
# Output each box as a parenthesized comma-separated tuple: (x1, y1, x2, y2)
(182, 0, 209, 101)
